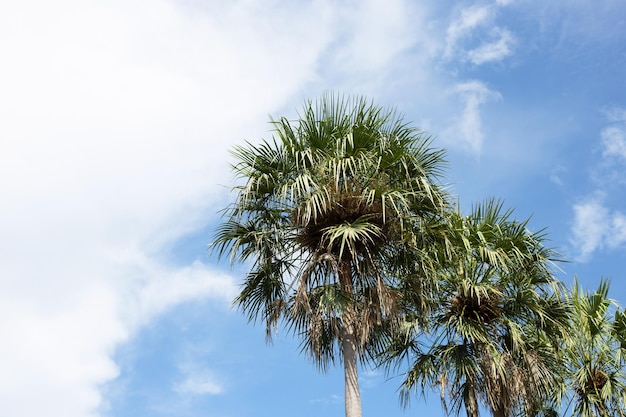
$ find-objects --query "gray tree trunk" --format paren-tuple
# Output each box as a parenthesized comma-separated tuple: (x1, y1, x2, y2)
(341, 322, 362, 417)
(338, 259, 362, 417)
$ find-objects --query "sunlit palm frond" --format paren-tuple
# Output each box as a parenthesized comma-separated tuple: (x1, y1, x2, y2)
(562, 278, 626, 417)
(382, 199, 568, 417)
(212, 92, 452, 410)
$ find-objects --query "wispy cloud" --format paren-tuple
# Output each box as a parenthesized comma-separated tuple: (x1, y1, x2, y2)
(550, 164, 568, 186)
(611, 212, 626, 248)
(569, 108, 626, 262)
(175, 367, 224, 396)
(443, 2, 515, 66)
(605, 107, 626, 123)
(570, 196, 611, 261)
(361, 368, 384, 388)
(447, 81, 502, 153)
(602, 126, 626, 159)
(309, 394, 341, 405)
(124, 258, 238, 330)
(330, 0, 417, 73)
(467, 28, 516, 65)
(570, 194, 626, 262)
(444, 5, 492, 59)
(601, 108, 626, 160)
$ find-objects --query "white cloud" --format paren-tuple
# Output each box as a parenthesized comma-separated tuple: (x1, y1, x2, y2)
(0, 1, 315, 416)
(467, 28, 516, 65)
(312, 0, 441, 95)
(175, 367, 224, 396)
(569, 109, 626, 261)
(600, 114, 626, 160)
(570, 198, 610, 261)
(0, 286, 125, 417)
(446, 81, 502, 153)
(610, 212, 626, 249)
(118, 255, 238, 330)
(570, 194, 626, 261)
(0, 1, 442, 416)
(605, 107, 626, 123)
(444, 5, 493, 59)
(443, 2, 515, 65)
(330, 0, 416, 73)
(591, 107, 626, 186)
(166, 344, 229, 409)
(601, 125, 626, 160)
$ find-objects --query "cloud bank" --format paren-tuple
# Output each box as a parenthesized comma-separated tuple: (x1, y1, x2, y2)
(0, 1, 326, 416)
(0, 1, 438, 416)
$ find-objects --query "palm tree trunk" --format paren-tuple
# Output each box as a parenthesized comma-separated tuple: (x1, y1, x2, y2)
(339, 259, 362, 417)
(341, 321, 362, 417)
(464, 383, 479, 417)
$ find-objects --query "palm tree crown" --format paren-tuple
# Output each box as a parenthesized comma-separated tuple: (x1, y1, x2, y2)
(382, 200, 568, 417)
(561, 279, 626, 417)
(213, 94, 450, 417)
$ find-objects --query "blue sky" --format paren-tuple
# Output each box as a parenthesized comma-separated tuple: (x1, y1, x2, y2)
(1, 1, 625, 416)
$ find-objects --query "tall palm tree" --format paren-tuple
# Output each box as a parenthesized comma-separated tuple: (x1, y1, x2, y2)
(381, 200, 568, 417)
(560, 279, 626, 417)
(212, 94, 450, 417)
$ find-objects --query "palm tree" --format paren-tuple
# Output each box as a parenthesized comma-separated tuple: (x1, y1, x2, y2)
(560, 279, 626, 417)
(381, 200, 568, 417)
(212, 94, 450, 417)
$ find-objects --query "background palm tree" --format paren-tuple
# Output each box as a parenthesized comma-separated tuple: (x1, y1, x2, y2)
(381, 200, 568, 417)
(213, 94, 450, 417)
(560, 279, 626, 417)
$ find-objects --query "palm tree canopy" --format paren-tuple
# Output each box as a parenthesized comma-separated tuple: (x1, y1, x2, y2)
(381, 200, 568, 417)
(212, 93, 450, 368)
(563, 279, 626, 417)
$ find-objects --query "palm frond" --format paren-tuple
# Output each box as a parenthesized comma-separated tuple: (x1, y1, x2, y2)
(212, 93, 452, 391)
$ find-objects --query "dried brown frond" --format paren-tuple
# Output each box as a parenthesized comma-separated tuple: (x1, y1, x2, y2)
(295, 191, 390, 254)
(576, 368, 609, 397)
(448, 291, 502, 324)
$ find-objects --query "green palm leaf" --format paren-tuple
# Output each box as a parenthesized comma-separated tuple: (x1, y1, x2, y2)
(212, 93, 451, 417)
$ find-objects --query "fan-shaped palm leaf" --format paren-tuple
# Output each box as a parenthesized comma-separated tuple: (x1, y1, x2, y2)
(381, 200, 568, 417)
(213, 93, 451, 417)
